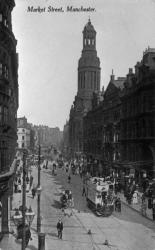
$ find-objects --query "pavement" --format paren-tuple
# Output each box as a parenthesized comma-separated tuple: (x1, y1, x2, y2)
(118, 191, 153, 221)
(0, 163, 47, 250)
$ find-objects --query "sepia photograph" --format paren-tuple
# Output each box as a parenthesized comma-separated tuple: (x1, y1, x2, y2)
(0, 0, 155, 249)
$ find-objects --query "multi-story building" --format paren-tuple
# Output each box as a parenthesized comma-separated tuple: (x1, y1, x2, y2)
(83, 73, 125, 176)
(33, 125, 62, 150)
(0, 0, 18, 233)
(120, 48, 155, 180)
(17, 117, 31, 151)
(69, 19, 101, 158)
(102, 74, 125, 175)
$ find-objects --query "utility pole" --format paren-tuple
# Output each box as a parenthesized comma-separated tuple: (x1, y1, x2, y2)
(22, 150, 27, 250)
(37, 145, 41, 233)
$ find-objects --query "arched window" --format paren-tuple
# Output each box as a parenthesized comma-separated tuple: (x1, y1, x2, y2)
(0, 105, 2, 124)
(3, 107, 8, 124)
(83, 73, 85, 88)
(0, 63, 2, 75)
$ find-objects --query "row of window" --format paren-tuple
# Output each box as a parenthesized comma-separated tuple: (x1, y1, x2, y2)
(0, 13, 9, 28)
(0, 63, 9, 79)
(122, 120, 154, 138)
(79, 71, 99, 90)
(104, 150, 120, 161)
(0, 150, 7, 172)
(122, 95, 153, 117)
(0, 105, 8, 125)
(0, 140, 8, 173)
(84, 38, 95, 46)
(103, 133, 119, 143)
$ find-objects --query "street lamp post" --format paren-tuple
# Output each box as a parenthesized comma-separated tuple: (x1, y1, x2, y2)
(13, 207, 35, 248)
(37, 145, 41, 233)
(12, 150, 35, 250)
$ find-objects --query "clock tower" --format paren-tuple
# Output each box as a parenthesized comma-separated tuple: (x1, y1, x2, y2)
(69, 19, 101, 157)
(77, 18, 101, 111)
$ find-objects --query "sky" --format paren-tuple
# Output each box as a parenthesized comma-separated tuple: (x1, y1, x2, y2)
(12, 0, 155, 130)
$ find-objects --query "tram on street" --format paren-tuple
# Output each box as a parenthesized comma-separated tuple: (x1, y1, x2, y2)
(85, 177, 115, 216)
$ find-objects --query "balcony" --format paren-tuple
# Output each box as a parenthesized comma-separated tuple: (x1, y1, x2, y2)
(0, 158, 17, 196)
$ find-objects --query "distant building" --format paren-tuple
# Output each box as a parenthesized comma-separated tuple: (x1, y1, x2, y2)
(69, 19, 101, 158)
(33, 125, 63, 150)
(62, 121, 70, 158)
(17, 128, 30, 149)
(17, 117, 31, 151)
(0, 0, 19, 233)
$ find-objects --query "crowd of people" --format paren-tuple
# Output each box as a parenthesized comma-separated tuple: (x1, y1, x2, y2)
(59, 158, 155, 220)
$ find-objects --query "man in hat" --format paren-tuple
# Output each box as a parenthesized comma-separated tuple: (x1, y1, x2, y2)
(57, 219, 63, 239)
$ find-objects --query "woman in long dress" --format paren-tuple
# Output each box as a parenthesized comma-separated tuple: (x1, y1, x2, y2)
(132, 190, 138, 204)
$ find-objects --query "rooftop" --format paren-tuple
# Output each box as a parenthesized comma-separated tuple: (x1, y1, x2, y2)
(113, 77, 126, 90)
(143, 47, 155, 56)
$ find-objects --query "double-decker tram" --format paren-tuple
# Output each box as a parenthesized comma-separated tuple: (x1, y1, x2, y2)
(85, 177, 115, 216)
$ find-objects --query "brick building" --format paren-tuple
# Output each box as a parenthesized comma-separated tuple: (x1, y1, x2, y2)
(102, 74, 125, 175)
(120, 48, 155, 180)
(83, 73, 125, 176)
(0, 0, 18, 233)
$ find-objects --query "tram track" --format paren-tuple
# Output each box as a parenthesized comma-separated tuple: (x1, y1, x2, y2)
(46, 165, 154, 250)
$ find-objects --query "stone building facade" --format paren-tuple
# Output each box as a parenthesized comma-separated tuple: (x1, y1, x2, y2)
(69, 19, 101, 158)
(17, 117, 31, 151)
(120, 48, 155, 179)
(102, 74, 125, 175)
(83, 73, 125, 176)
(33, 125, 62, 150)
(0, 0, 18, 233)
(62, 121, 70, 159)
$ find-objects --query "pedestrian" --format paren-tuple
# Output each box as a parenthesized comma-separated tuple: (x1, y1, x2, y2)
(82, 185, 86, 196)
(132, 190, 138, 204)
(68, 175, 71, 183)
(26, 176, 29, 184)
(61, 191, 67, 208)
(152, 204, 155, 220)
(46, 160, 48, 169)
(115, 198, 119, 211)
(18, 178, 21, 185)
(57, 219, 63, 239)
(30, 175, 33, 188)
(117, 198, 121, 212)
(14, 181, 18, 193)
(68, 191, 72, 200)
(25, 225, 32, 247)
(141, 198, 147, 216)
(31, 186, 36, 199)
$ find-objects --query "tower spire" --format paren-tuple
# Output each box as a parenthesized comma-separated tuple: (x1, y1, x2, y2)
(111, 69, 115, 81)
